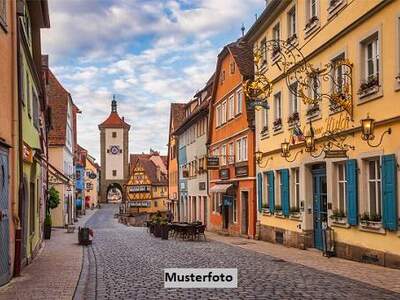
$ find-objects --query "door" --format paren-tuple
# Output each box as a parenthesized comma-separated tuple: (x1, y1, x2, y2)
(241, 191, 249, 235)
(312, 166, 327, 250)
(0, 148, 10, 286)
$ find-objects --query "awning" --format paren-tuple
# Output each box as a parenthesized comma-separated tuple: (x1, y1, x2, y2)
(210, 184, 233, 193)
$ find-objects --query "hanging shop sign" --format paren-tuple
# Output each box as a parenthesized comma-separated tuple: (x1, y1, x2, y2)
(129, 201, 151, 208)
(223, 195, 234, 206)
(235, 165, 248, 177)
(129, 185, 151, 193)
(207, 156, 219, 169)
(219, 168, 230, 180)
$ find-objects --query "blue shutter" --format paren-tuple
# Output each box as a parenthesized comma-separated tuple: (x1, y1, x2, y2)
(267, 171, 275, 213)
(280, 169, 290, 217)
(382, 154, 398, 231)
(346, 159, 358, 225)
(257, 173, 263, 213)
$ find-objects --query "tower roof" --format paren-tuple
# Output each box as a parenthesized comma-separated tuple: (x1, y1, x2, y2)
(98, 97, 131, 130)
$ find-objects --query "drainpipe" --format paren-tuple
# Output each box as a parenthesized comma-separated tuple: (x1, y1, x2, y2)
(14, 3, 24, 277)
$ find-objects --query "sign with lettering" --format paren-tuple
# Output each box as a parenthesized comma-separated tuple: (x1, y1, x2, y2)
(129, 185, 151, 193)
(129, 201, 151, 208)
(219, 168, 230, 180)
(207, 156, 219, 169)
(235, 165, 248, 177)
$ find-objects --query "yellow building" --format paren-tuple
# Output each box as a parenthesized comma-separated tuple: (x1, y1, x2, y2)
(246, 0, 400, 268)
(84, 154, 100, 208)
(126, 154, 168, 215)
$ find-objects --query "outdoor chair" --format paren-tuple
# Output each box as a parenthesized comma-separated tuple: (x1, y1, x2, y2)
(195, 225, 206, 241)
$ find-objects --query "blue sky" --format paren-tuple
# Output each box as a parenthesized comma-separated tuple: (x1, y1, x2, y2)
(42, 0, 266, 161)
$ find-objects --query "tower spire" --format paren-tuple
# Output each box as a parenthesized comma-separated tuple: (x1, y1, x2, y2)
(111, 94, 117, 112)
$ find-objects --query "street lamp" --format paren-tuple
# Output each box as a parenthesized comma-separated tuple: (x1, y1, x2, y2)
(280, 139, 303, 162)
(361, 113, 392, 147)
(255, 150, 273, 168)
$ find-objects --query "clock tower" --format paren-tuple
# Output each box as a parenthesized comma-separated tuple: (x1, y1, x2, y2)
(98, 97, 131, 203)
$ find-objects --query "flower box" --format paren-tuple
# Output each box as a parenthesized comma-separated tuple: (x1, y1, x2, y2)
(262, 208, 271, 216)
(287, 34, 297, 45)
(328, 0, 344, 15)
(360, 220, 382, 230)
(273, 118, 282, 131)
(261, 126, 269, 135)
(306, 105, 320, 117)
(272, 46, 281, 60)
(358, 77, 379, 98)
(331, 217, 347, 225)
(287, 112, 299, 125)
(289, 212, 301, 220)
(305, 16, 319, 29)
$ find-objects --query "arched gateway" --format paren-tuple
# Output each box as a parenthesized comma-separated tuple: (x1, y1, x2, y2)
(98, 97, 131, 203)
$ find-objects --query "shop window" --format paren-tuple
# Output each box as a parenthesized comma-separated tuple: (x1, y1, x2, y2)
(367, 158, 381, 217)
(336, 162, 347, 214)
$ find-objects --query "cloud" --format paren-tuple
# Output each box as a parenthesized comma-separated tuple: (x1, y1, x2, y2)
(43, 0, 266, 161)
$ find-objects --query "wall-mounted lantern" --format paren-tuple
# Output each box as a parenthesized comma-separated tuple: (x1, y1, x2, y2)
(361, 114, 392, 147)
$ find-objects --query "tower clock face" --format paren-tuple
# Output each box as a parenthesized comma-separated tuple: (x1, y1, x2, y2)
(110, 145, 120, 155)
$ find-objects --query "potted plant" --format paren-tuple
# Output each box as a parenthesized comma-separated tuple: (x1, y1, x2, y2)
(287, 112, 299, 124)
(329, 209, 347, 224)
(289, 207, 301, 218)
(273, 118, 282, 130)
(152, 216, 162, 237)
(262, 203, 270, 214)
(274, 205, 283, 216)
(44, 213, 52, 239)
(306, 104, 320, 117)
(305, 15, 319, 29)
(160, 217, 169, 240)
(358, 76, 379, 96)
(360, 212, 382, 229)
(44, 187, 60, 239)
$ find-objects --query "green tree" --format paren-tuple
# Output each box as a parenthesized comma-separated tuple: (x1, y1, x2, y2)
(47, 186, 60, 214)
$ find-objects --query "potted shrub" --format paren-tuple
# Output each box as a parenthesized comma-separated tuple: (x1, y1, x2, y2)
(289, 207, 301, 219)
(160, 217, 169, 240)
(262, 203, 270, 214)
(360, 212, 382, 229)
(44, 187, 60, 239)
(358, 76, 379, 96)
(274, 205, 283, 216)
(329, 209, 347, 225)
(153, 216, 162, 237)
(44, 213, 52, 239)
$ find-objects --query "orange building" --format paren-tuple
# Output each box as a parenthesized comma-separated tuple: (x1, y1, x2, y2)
(167, 103, 185, 220)
(208, 39, 256, 238)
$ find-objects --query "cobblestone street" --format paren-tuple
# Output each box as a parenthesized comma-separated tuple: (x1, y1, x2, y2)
(74, 205, 400, 299)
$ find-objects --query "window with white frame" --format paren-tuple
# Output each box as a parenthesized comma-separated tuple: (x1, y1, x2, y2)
(235, 137, 248, 162)
(276, 171, 282, 208)
(221, 144, 227, 165)
(336, 162, 347, 214)
(233, 196, 237, 223)
(221, 100, 227, 124)
(216, 104, 222, 127)
(332, 52, 346, 94)
(263, 174, 269, 209)
(272, 23, 280, 57)
(262, 108, 268, 131)
(292, 168, 300, 209)
(274, 93, 282, 121)
(289, 83, 299, 116)
(260, 38, 267, 66)
(307, 0, 318, 20)
(228, 95, 234, 120)
(228, 142, 234, 164)
(0, 0, 7, 30)
(236, 89, 243, 115)
(362, 33, 380, 83)
(288, 7, 296, 39)
(367, 158, 382, 217)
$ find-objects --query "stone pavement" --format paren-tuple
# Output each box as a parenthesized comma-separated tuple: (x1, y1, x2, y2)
(207, 231, 400, 294)
(0, 209, 96, 300)
(76, 205, 399, 299)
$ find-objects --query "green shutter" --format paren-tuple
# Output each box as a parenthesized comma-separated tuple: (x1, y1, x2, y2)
(280, 169, 290, 217)
(382, 154, 398, 231)
(267, 171, 275, 213)
(346, 159, 358, 225)
(257, 173, 263, 213)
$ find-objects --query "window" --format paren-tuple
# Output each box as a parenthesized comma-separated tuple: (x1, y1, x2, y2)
(112, 132, 117, 138)
(331, 52, 346, 94)
(272, 23, 280, 57)
(220, 70, 225, 84)
(112, 170, 117, 177)
(228, 142, 234, 164)
(216, 104, 222, 127)
(26, 72, 31, 117)
(230, 62, 236, 74)
(364, 35, 380, 82)
(236, 137, 248, 162)
(0, 0, 7, 31)
(220, 144, 227, 166)
(293, 168, 300, 209)
(154, 201, 158, 208)
(368, 158, 381, 216)
(260, 38, 267, 66)
(290, 83, 299, 116)
(228, 95, 234, 120)
(274, 93, 282, 121)
(221, 100, 227, 124)
(310, 0, 317, 18)
(288, 7, 296, 38)
(32, 89, 39, 129)
(336, 163, 347, 213)
(262, 109, 269, 131)
(263, 174, 269, 208)
(236, 89, 243, 114)
(309, 76, 320, 102)
(30, 182, 35, 235)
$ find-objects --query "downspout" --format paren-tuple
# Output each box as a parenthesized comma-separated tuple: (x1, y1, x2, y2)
(14, 6, 23, 277)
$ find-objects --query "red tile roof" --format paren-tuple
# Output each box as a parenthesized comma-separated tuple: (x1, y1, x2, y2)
(98, 111, 131, 129)
(131, 156, 168, 186)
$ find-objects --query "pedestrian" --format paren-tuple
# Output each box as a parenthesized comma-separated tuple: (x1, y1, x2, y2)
(167, 210, 173, 223)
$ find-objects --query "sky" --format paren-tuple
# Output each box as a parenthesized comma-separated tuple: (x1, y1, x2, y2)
(42, 0, 266, 162)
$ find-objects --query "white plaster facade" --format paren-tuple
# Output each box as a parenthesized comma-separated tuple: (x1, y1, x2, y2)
(105, 128, 124, 180)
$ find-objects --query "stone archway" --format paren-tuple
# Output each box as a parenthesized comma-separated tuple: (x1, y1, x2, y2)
(106, 183, 123, 203)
